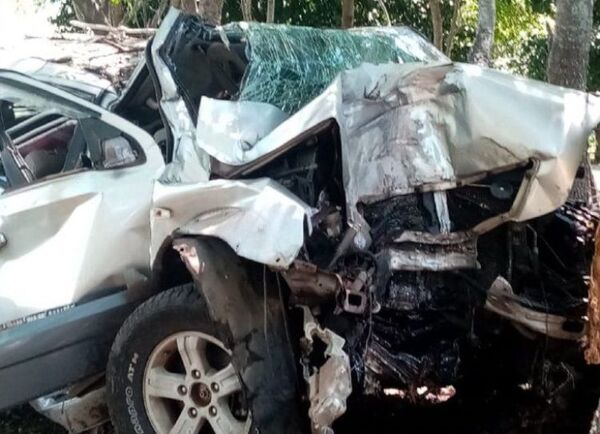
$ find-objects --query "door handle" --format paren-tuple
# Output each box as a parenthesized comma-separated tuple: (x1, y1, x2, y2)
(0, 233, 7, 249)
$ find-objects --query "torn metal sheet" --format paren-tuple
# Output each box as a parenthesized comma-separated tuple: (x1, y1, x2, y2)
(165, 56, 600, 232)
(151, 8, 211, 184)
(384, 247, 478, 271)
(195, 98, 289, 165)
(149, 10, 316, 268)
(341, 63, 600, 227)
(31, 385, 109, 433)
(393, 230, 474, 245)
(485, 276, 583, 340)
(433, 191, 451, 234)
(384, 236, 479, 272)
(301, 307, 352, 434)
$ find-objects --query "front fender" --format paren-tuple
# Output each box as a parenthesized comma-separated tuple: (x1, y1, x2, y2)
(171, 236, 303, 433)
(150, 178, 313, 268)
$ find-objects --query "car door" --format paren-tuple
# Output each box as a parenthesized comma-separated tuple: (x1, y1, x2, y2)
(0, 71, 165, 327)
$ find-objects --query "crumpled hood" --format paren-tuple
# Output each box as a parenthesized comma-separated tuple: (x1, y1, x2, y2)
(195, 61, 600, 227)
(151, 9, 600, 268)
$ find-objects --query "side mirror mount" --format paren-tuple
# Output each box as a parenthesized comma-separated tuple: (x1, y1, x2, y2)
(101, 136, 137, 168)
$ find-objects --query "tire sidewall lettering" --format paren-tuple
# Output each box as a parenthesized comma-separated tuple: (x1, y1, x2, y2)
(125, 352, 145, 434)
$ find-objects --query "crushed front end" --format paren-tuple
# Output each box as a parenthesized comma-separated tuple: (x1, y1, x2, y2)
(148, 9, 600, 432)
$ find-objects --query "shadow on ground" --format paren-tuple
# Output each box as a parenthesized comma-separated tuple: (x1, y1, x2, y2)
(0, 405, 64, 434)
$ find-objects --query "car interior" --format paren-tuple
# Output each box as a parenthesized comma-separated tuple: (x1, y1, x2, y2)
(0, 98, 141, 192)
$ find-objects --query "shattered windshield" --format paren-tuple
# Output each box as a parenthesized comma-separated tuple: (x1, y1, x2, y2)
(160, 17, 449, 119)
(238, 24, 449, 113)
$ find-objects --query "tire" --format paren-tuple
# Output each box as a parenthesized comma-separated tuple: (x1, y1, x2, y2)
(106, 284, 302, 434)
(591, 398, 600, 434)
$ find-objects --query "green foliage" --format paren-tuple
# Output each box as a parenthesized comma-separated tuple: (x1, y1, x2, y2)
(50, 0, 600, 91)
(493, 0, 550, 80)
(108, 0, 167, 27)
(48, 0, 76, 30)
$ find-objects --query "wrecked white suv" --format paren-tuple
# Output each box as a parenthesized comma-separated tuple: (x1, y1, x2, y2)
(3, 8, 600, 434)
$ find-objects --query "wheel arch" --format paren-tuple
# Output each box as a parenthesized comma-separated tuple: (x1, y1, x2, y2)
(170, 235, 304, 433)
(149, 235, 194, 295)
(149, 234, 248, 301)
(131, 234, 304, 433)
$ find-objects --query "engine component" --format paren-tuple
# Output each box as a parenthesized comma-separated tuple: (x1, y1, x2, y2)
(340, 270, 369, 314)
(282, 261, 341, 306)
(383, 237, 479, 272)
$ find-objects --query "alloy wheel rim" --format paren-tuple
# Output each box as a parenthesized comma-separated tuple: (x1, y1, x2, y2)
(143, 331, 251, 434)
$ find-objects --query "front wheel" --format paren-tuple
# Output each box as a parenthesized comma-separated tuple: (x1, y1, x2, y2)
(106, 284, 251, 434)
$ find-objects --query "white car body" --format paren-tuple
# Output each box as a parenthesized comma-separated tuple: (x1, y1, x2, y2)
(2, 9, 600, 328)
(2, 11, 600, 432)
(0, 71, 164, 326)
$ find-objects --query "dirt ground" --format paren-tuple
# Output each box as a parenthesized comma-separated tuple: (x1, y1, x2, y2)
(1, 390, 597, 434)
(0, 0, 143, 89)
(0, 405, 64, 434)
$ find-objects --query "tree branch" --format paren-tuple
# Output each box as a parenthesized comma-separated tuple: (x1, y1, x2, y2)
(70, 20, 157, 37)
(377, 0, 392, 26)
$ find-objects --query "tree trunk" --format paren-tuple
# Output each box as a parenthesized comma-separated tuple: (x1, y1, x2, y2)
(108, 1, 125, 26)
(547, 0, 594, 90)
(469, 0, 496, 66)
(241, 0, 253, 21)
(341, 0, 354, 28)
(170, 0, 223, 25)
(150, 0, 170, 27)
(171, 0, 197, 14)
(197, 0, 224, 24)
(428, 0, 443, 50)
(266, 0, 275, 22)
(445, 0, 464, 56)
(72, 0, 109, 25)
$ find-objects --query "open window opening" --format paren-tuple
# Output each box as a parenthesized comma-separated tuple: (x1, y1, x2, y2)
(0, 79, 144, 194)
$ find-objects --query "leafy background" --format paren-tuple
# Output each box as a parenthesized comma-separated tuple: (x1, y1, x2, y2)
(47, 0, 600, 90)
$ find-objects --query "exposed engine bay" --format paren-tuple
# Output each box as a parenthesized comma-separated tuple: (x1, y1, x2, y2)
(271, 127, 600, 432)
(146, 9, 600, 433)
(284, 149, 599, 426)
